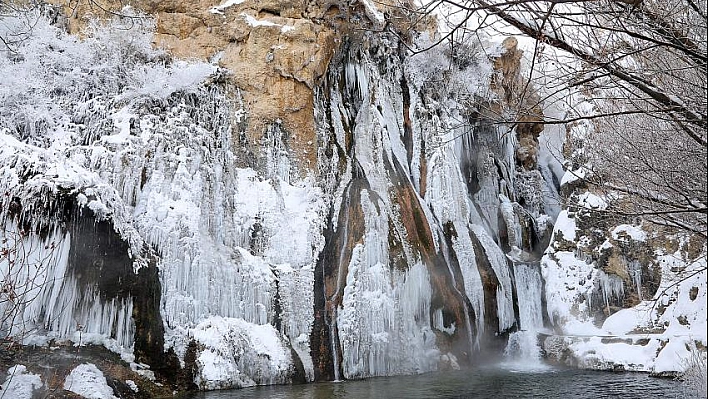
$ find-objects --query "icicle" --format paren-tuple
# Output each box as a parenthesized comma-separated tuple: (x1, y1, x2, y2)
(628, 260, 643, 301)
(336, 193, 438, 379)
(438, 234, 477, 355)
(432, 308, 455, 335)
(471, 225, 515, 332)
(596, 270, 624, 314)
(0, 225, 136, 350)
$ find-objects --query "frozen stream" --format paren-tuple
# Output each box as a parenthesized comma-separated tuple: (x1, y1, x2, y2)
(187, 366, 690, 398)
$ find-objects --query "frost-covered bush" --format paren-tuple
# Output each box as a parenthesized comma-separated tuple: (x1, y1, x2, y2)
(0, 7, 215, 145)
(681, 346, 707, 398)
(404, 32, 497, 109)
(0, 7, 221, 345)
(514, 169, 545, 215)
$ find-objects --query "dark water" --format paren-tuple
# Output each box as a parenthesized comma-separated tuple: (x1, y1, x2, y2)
(188, 365, 694, 399)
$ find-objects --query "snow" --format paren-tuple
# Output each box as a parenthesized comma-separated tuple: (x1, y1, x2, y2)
(611, 224, 647, 242)
(0, 365, 43, 399)
(210, 0, 247, 14)
(552, 210, 577, 241)
(560, 167, 586, 186)
(577, 192, 607, 210)
(240, 13, 295, 33)
(63, 364, 118, 399)
(569, 336, 663, 371)
(541, 248, 602, 335)
(125, 380, 139, 392)
(654, 337, 701, 374)
(360, 0, 385, 25)
(190, 316, 293, 389)
(542, 203, 707, 373)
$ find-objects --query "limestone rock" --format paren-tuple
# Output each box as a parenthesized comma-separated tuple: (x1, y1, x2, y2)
(491, 36, 544, 171)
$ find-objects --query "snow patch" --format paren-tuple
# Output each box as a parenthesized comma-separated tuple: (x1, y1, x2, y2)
(125, 379, 139, 392)
(240, 13, 294, 33)
(210, 0, 247, 14)
(63, 364, 117, 399)
(0, 365, 43, 399)
(611, 224, 647, 242)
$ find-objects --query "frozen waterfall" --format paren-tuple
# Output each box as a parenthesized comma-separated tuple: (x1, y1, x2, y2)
(503, 263, 548, 370)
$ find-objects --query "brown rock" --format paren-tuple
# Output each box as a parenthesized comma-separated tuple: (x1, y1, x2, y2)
(490, 36, 544, 170)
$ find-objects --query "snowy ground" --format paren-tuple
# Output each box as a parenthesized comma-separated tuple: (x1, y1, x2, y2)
(541, 173, 707, 374)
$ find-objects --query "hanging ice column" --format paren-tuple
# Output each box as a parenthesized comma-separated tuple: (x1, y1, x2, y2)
(504, 262, 547, 368)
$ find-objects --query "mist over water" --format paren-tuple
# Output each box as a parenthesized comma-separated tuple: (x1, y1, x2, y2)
(188, 366, 686, 399)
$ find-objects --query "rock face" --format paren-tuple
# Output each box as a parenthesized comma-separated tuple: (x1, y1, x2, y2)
(490, 37, 545, 172)
(153, 1, 338, 172)
(1, 0, 704, 395)
(49, 0, 338, 173)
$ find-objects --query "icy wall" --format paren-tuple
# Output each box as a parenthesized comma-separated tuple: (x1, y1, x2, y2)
(0, 12, 321, 388)
(308, 30, 559, 380)
(0, 5, 565, 387)
(0, 10, 559, 387)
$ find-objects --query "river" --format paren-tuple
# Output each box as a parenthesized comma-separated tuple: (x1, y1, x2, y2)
(187, 364, 693, 399)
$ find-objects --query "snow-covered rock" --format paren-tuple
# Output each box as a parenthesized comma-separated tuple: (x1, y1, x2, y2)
(0, 365, 43, 399)
(63, 364, 118, 399)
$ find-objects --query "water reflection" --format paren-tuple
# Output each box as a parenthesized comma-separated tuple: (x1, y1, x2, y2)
(188, 365, 689, 399)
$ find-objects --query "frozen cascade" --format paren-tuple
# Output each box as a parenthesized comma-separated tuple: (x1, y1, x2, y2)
(471, 225, 515, 332)
(473, 152, 501, 236)
(439, 234, 477, 354)
(89, 89, 326, 386)
(503, 263, 547, 369)
(273, 263, 315, 380)
(499, 195, 522, 250)
(337, 192, 438, 379)
(330, 43, 443, 380)
(2, 77, 321, 385)
(263, 123, 293, 183)
(425, 140, 485, 348)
